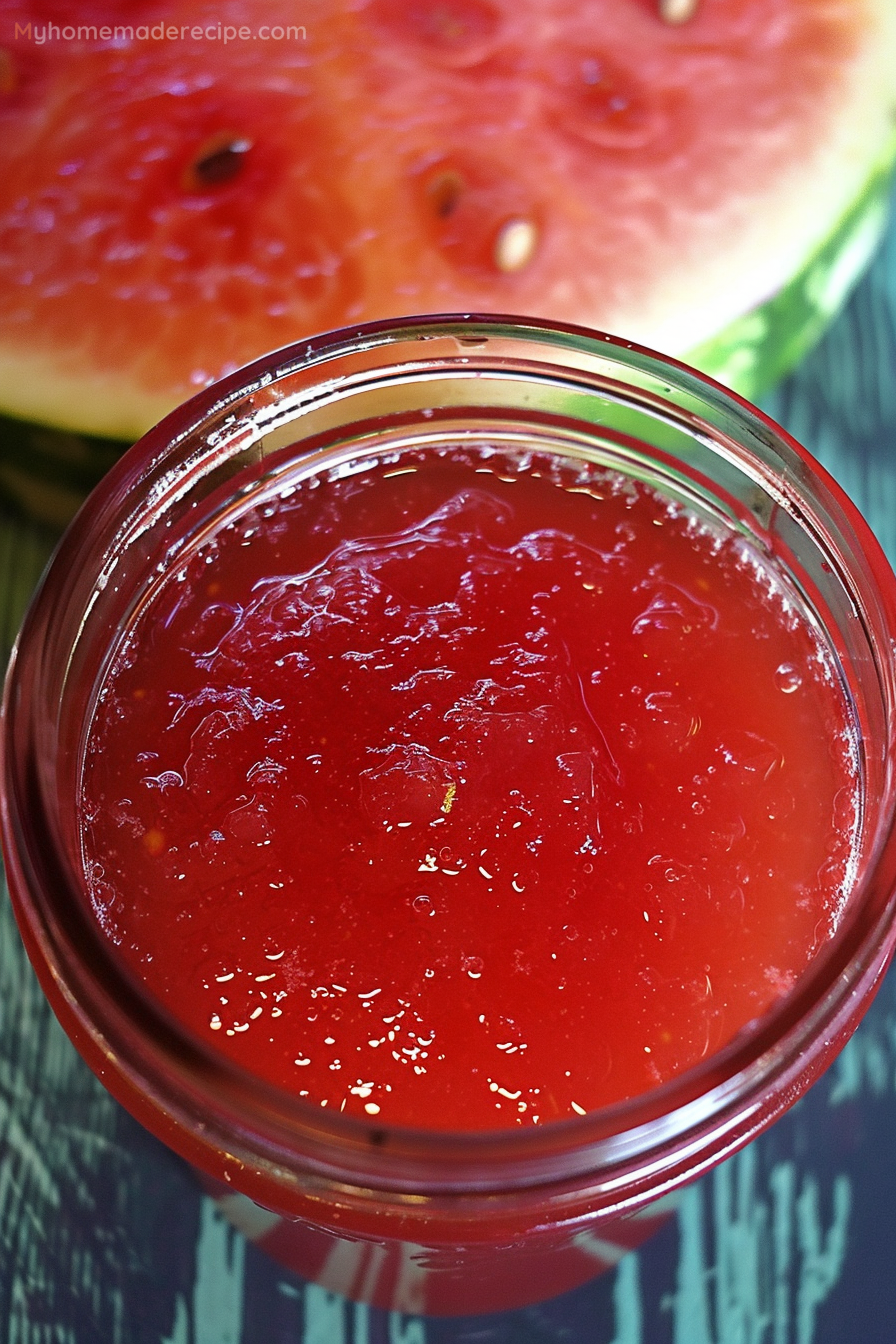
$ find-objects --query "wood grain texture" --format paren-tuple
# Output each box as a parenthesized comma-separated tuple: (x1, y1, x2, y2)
(763, 186, 896, 568)
(2, 191, 896, 1342)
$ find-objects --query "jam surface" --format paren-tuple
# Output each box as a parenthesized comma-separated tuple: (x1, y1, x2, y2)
(81, 446, 858, 1129)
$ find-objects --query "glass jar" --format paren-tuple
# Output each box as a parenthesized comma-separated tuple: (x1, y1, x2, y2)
(4, 315, 896, 1316)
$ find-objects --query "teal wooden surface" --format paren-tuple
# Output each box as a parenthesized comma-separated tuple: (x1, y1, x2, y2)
(2, 200, 896, 1343)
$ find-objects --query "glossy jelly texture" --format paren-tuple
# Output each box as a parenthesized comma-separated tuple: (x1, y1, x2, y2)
(80, 447, 858, 1130)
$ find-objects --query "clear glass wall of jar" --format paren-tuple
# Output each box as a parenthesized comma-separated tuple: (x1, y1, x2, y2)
(4, 316, 896, 1315)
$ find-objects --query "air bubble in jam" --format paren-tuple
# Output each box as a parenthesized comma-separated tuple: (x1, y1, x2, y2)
(79, 445, 860, 1131)
(775, 662, 803, 694)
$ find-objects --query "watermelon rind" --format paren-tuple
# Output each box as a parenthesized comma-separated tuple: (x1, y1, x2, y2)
(0, 415, 123, 530)
(2, 127, 894, 529)
(688, 151, 896, 403)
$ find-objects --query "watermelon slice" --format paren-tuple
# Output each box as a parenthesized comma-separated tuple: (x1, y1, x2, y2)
(0, 0, 894, 448)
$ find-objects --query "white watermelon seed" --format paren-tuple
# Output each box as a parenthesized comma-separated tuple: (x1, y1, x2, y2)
(494, 218, 538, 272)
(658, 0, 698, 23)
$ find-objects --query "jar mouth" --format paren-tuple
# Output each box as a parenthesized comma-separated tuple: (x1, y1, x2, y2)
(5, 313, 896, 1209)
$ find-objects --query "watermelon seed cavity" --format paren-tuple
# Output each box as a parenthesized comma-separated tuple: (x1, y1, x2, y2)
(428, 170, 465, 219)
(373, 0, 501, 67)
(184, 134, 254, 191)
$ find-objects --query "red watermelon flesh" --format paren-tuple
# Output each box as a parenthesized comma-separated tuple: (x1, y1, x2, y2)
(0, 0, 894, 439)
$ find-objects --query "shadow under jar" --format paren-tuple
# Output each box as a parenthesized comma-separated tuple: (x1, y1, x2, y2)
(4, 315, 896, 1316)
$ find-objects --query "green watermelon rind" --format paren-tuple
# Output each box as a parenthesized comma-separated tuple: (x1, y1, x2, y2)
(686, 147, 896, 403)
(0, 415, 123, 529)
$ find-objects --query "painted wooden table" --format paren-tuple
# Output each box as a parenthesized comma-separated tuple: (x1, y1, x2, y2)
(2, 205, 896, 1344)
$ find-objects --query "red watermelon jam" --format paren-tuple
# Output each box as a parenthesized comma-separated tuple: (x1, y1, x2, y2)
(80, 445, 859, 1131)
